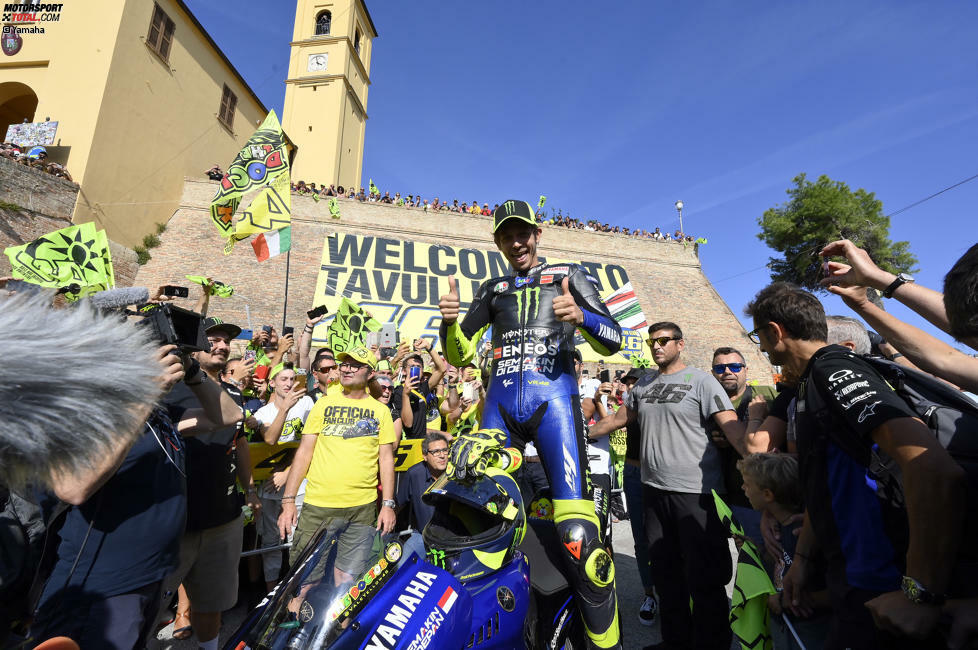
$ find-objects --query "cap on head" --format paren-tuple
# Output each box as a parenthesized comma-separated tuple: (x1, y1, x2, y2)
(491, 199, 538, 234)
(337, 347, 377, 370)
(203, 316, 241, 339)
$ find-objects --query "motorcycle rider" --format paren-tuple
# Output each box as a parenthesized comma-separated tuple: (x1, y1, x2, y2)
(439, 199, 623, 649)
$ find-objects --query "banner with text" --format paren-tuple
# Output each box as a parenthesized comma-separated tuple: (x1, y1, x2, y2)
(311, 233, 649, 363)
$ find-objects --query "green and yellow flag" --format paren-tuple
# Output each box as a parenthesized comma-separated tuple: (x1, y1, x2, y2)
(4, 222, 113, 296)
(369, 179, 379, 196)
(713, 491, 776, 650)
(327, 297, 382, 354)
(186, 275, 234, 297)
(234, 172, 291, 239)
(538, 195, 547, 209)
(209, 110, 289, 241)
(327, 197, 341, 219)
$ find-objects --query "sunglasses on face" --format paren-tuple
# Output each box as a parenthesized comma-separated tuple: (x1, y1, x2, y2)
(376, 383, 393, 391)
(316, 365, 337, 373)
(646, 336, 681, 348)
(713, 363, 746, 374)
(426, 448, 449, 456)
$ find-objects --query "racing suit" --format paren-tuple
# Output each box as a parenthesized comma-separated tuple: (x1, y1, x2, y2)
(440, 261, 623, 649)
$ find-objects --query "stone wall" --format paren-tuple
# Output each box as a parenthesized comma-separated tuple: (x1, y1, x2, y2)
(0, 157, 139, 285)
(135, 178, 775, 381)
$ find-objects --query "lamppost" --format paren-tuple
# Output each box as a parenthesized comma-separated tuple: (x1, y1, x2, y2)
(674, 200, 684, 235)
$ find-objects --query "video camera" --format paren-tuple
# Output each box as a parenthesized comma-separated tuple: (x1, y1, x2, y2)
(137, 303, 210, 353)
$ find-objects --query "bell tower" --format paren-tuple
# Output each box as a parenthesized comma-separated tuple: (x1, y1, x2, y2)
(282, 0, 376, 190)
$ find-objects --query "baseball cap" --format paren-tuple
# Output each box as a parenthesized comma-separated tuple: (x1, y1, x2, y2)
(337, 347, 377, 369)
(491, 199, 538, 234)
(203, 316, 241, 339)
(622, 368, 645, 383)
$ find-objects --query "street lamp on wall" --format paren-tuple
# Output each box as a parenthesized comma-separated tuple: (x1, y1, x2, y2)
(675, 200, 684, 234)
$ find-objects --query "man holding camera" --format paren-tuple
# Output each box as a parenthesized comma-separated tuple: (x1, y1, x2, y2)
(391, 338, 447, 438)
(30, 331, 244, 650)
(158, 317, 260, 650)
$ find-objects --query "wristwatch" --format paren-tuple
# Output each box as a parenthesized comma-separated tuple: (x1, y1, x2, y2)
(882, 273, 914, 298)
(382, 499, 396, 509)
(901, 576, 946, 606)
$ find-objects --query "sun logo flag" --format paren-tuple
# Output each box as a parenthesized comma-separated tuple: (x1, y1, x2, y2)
(326, 297, 382, 353)
(4, 222, 115, 298)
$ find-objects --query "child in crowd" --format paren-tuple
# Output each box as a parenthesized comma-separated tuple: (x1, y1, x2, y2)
(738, 453, 829, 648)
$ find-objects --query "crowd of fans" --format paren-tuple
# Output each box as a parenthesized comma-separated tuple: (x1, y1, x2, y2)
(3, 229, 977, 649)
(2, 142, 73, 181)
(203, 168, 699, 242)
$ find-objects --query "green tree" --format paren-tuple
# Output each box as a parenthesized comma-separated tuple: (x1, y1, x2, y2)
(757, 173, 917, 292)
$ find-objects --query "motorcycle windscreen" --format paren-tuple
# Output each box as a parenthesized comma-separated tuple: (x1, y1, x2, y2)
(232, 520, 404, 649)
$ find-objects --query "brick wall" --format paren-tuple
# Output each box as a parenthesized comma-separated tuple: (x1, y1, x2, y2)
(0, 156, 79, 220)
(136, 179, 775, 382)
(0, 158, 139, 285)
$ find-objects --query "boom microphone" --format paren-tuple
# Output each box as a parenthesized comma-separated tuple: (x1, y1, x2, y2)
(0, 293, 162, 490)
(86, 286, 150, 310)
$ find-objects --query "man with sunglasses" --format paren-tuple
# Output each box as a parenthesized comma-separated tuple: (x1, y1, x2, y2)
(591, 322, 747, 650)
(708, 347, 777, 550)
(309, 352, 340, 402)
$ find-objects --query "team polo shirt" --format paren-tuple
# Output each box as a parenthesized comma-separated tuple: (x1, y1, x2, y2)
(301, 393, 395, 508)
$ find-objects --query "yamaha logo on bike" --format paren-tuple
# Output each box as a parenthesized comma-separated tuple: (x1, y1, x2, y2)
(496, 586, 515, 612)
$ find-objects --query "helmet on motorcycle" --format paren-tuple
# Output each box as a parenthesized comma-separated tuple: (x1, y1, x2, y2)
(421, 466, 526, 582)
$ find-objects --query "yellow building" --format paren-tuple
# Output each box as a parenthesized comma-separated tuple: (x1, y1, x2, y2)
(282, 0, 376, 191)
(0, 1, 275, 247)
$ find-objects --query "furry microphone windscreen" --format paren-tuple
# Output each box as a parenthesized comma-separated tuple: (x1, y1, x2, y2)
(0, 294, 164, 491)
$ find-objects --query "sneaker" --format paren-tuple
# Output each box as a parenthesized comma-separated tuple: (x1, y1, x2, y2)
(638, 594, 658, 626)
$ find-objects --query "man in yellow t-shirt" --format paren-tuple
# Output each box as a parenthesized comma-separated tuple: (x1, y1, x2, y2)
(278, 347, 396, 584)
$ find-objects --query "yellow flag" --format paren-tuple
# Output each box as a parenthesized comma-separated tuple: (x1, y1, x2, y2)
(4, 222, 109, 289)
(209, 110, 289, 239)
(234, 173, 292, 238)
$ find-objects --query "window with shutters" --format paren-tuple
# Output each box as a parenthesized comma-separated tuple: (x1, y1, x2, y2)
(315, 10, 331, 35)
(146, 3, 175, 63)
(218, 84, 237, 129)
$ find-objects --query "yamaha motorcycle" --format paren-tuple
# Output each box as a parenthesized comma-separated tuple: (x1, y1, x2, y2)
(224, 483, 591, 649)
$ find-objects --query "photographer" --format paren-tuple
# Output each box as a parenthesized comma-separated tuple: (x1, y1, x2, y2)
(20, 299, 243, 649)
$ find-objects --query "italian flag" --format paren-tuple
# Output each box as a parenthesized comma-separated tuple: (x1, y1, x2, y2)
(251, 226, 291, 262)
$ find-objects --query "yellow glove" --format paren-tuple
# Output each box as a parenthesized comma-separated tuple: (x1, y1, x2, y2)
(447, 428, 508, 481)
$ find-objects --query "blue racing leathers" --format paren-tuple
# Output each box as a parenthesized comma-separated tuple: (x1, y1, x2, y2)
(440, 261, 623, 649)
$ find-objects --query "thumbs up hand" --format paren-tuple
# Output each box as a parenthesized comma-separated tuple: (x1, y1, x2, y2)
(439, 275, 461, 324)
(553, 277, 584, 325)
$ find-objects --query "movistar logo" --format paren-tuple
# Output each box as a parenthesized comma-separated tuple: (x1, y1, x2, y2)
(503, 200, 517, 215)
(514, 286, 540, 323)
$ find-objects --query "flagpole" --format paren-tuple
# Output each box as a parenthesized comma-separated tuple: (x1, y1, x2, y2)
(281, 248, 291, 331)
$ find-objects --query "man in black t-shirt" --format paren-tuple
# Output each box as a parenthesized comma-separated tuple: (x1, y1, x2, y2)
(158, 318, 258, 648)
(745, 282, 965, 648)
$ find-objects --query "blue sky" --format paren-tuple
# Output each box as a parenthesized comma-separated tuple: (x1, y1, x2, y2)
(186, 1, 978, 349)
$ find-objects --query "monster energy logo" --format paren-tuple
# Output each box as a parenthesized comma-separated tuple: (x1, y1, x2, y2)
(514, 286, 541, 323)
(427, 548, 447, 568)
(502, 200, 517, 215)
